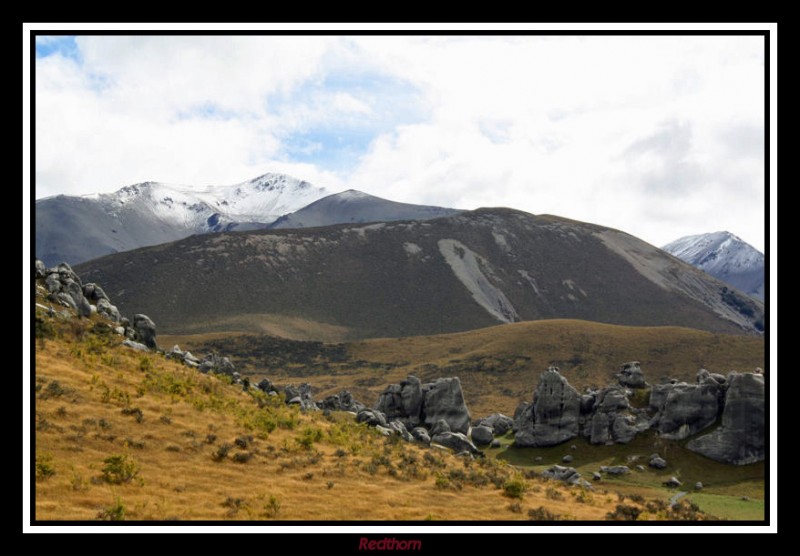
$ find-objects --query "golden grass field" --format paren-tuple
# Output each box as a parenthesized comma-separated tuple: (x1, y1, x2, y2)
(33, 310, 731, 522)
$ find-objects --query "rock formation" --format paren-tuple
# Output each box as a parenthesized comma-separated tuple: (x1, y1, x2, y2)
(514, 367, 580, 447)
(687, 372, 765, 465)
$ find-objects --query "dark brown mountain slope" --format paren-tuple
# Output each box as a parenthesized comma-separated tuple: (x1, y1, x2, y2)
(76, 208, 764, 340)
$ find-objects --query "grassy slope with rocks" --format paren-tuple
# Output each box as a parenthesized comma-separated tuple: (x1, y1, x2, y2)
(34, 308, 725, 522)
(165, 319, 765, 418)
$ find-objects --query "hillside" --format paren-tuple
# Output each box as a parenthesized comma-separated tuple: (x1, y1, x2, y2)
(166, 319, 765, 418)
(662, 232, 764, 301)
(77, 208, 764, 340)
(34, 310, 688, 522)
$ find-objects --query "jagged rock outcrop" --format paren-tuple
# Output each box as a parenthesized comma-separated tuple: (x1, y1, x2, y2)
(284, 383, 318, 411)
(514, 367, 580, 447)
(411, 427, 431, 444)
(585, 386, 650, 445)
(356, 409, 388, 427)
(199, 353, 236, 375)
(373, 375, 470, 435)
(375, 376, 423, 428)
(431, 431, 480, 454)
(422, 377, 471, 434)
(687, 372, 765, 465)
(133, 314, 157, 350)
(617, 361, 647, 388)
(474, 413, 514, 436)
(541, 465, 588, 487)
(319, 390, 366, 413)
(650, 371, 721, 440)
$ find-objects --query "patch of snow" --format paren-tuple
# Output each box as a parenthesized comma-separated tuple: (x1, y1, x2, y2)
(403, 242, 423, 256)
(438, 239, 519, 323)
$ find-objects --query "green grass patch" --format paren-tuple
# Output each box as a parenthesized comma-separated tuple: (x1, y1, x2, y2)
(685, 492, 764, 521)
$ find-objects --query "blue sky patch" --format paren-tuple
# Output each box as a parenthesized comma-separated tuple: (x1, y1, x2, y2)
(35, 36, 80, 62)
(271, 70, 429, 172)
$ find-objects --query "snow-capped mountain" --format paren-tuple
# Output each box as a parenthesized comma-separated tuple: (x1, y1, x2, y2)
(662, 231, 764, 301)
(36, 173, 328, 266)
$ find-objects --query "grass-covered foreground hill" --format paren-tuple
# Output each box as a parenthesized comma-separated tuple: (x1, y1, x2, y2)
(34, 309, 725, 522)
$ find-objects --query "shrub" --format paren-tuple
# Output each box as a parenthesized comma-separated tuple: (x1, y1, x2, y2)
(36, 453, 56, 480)
(606, 504, 642, 521)
(263, 495, 281, 518)
(232, 452, 253, 464)
(97, 497, 125, 521)
(295, 426, 323, 450)
(528, 506, 561, 521)
(503, 476, 527, 499)
(222, 496, 243, 517)
(212, 443, 233, 462)
(100, 454, 139, 484)
(508, 502, 522, 513)
(545, 487, 564, 500)
(120, 407, 143, 423)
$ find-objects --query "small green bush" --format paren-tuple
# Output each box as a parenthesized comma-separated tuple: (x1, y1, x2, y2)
(36, 453, 56, 480)
(263, 495, 281, 518)
(100, 454, 139, 484)
(502, 476, 527, 499)
(97, 497, 125, 521)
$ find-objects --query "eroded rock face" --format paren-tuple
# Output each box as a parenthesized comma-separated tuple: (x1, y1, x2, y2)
(284, 383, 317, 411)
(431, 431, 480, 454)
(585, 386, 649, 445)
(617, 361, 647, 389)
(475, 413, 514, 436)
(372, 375, 470, 435)
(375, 376, 423, 428)
(650, 378, 720, 440)
(515, 367, 580, 447)
(133, 314, 158, 350)
(687, 372, 765, 465)
(319, 390, 365, 413)
(422, 377, 471, 435)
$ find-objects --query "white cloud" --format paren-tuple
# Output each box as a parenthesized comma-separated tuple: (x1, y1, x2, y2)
(34, 34, 766, 251)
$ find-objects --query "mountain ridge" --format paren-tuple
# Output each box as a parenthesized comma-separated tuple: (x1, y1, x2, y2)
(35, 173, 328, 266)
(76, 207, 764, 340)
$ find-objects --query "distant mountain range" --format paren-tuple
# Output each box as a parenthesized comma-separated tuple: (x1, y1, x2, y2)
(35, 173, 460, 266)
(77, 208, 764, 340)
(662, 232, 764, 301)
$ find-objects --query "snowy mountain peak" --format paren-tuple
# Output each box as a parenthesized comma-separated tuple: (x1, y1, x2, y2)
(662, 231, 764, 301)
(36, 172, 330, 266)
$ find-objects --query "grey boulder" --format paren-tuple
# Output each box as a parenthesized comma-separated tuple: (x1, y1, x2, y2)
(133, 314, 158, 350)
(649, 378, 720, 440)
(357, 409, 388, 428)
(649, 456, 668, 469)
(411, 427, 431, 444)
(541, 465, 583, 485)
(475, 413, 514, 436)
(687, 372, 765, 465)
(515, 367, 580, 447)
(617, 361, 647, 388)
(470, 425, 494, 446)
(422, 377, 471, 435)
(431, 431, 480, 454)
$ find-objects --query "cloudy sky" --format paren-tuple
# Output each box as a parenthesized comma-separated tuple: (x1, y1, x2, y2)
(34, 34, 766, 250)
